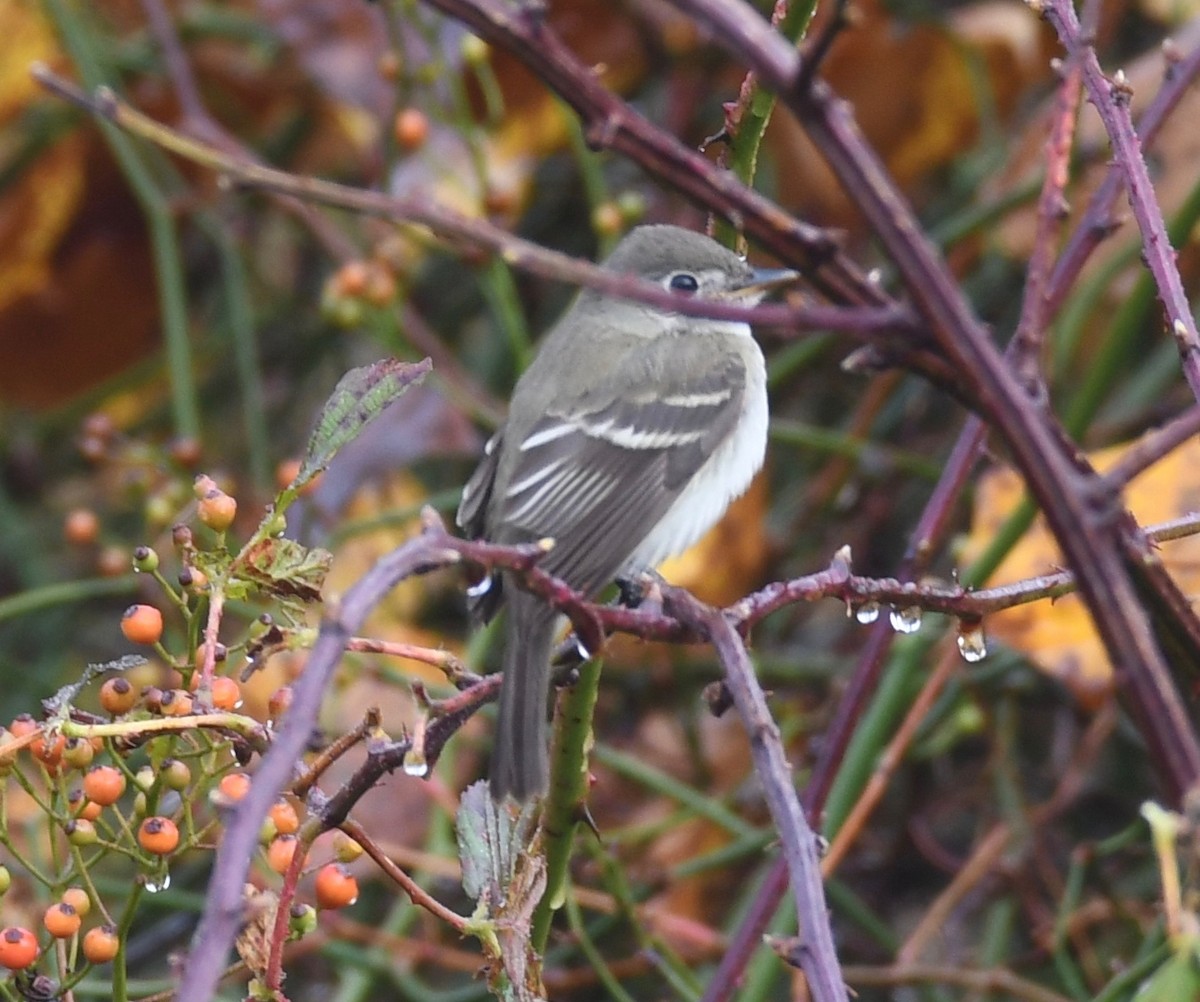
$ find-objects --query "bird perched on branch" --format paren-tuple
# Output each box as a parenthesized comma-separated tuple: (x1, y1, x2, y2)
(458, 224, 796, 800)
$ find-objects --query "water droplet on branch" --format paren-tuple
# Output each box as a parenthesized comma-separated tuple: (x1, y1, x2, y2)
(889, 606, 923, 634)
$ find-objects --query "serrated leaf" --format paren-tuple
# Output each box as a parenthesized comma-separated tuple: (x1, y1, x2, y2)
(457, 782, 547, 1001)
(458, 781, 538, 901)
(295, 357, 432, 490)
(238, 537, 333, 603)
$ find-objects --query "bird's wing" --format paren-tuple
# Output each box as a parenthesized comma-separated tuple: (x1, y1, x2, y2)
(457, 428, 503, 540)
(493, 337, 746, 595)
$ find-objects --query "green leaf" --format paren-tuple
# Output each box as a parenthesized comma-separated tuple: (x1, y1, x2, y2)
(294, 357, 432, 491)
(1135, 950, 1200, 999)
(457, 782, 547, 1001)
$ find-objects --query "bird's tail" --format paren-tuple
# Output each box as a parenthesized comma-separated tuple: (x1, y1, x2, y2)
(490, 587, 556, 801)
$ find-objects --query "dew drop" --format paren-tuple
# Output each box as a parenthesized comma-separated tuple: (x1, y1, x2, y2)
(403, 752, 429, 778)
(144, 871, 171, 894)
(889, 606, 923, 634)
(956, 623, 988, 663)
(467, 576, 493, 599)
(854, 601, 881, 625)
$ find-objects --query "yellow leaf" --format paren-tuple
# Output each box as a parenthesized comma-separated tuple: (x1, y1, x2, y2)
(963, 438, 1200, 705)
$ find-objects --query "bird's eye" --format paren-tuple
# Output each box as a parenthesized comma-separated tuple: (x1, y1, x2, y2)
(667, 272, 700, 294)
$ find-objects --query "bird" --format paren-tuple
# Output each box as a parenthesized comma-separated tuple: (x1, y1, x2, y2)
(457, 224, 796, 800)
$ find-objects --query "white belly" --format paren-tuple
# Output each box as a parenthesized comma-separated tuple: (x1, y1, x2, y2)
(626, 335, 768, 573)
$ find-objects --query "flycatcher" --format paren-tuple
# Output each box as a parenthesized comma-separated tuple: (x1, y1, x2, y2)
(458, 224, 796, 800)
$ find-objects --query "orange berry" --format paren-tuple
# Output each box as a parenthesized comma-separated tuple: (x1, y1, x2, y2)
(9, 714, 37, 741)
(67, 788, 103, 822)
(266, 835, 302, 874)
(210, 675, 242, 710)
(393, 107, 429, 150)
(275, 458, 302, 491)
(159, 689, 193, 717)
(137, 817, 180, 856)
(120, 605, 163, 646)
(193, 642, 227, 672)
(0, 926, 39, 969)
(362, 263, 397, 307)
(268, 686, 293, 723)
(83, 766, 126, 806)
(314, 863, 359, 910)
(216, 772, 251, 805)
(269, 799, 300, 836)
(332, 261, 370, 299)
(169, 437, 203, 468)
(64, 508, 100, 546)
(82, 924, 119, 964)
(197, 489, 237, 532)
(30, 729, 66, 767)
(43, 902, 81, 939)
(592, 201, 624, 237)
(60, 888, 91, 918)
(99, 677, 137, 715)
(95, 546, 129, 578)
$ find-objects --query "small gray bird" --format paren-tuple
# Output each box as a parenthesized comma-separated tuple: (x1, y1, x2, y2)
(457, 224, 796, 800)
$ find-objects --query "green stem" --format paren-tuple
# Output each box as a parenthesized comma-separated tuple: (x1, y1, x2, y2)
(45, 0, 200, 440)
(0, 575, 138, 624)
(532, 657, 603, 949)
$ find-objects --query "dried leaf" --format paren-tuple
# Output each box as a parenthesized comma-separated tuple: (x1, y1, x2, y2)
(237, 536, 334, 603)
(963, 437, 1200, 704)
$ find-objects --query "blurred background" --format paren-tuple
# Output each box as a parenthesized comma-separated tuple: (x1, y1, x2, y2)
(4, 0, 1200, 998)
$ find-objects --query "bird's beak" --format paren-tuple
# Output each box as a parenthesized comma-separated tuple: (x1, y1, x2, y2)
(728, 267, 801, 303)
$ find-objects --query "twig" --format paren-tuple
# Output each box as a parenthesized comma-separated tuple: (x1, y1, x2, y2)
(1043, 28, 1200, 316)
(29, 64, 911, 341)
(1010, 50, 1084, 400)
(1102, 405, 1200, 489)
(841, 963, 1075, 1002)
(662, 585, 847, 1002)
(1040, 0, 1200, 404)
(340, 818, 469, 932)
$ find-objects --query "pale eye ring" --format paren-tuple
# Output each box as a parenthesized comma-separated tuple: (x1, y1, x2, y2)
(666, 272, 700, 294)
